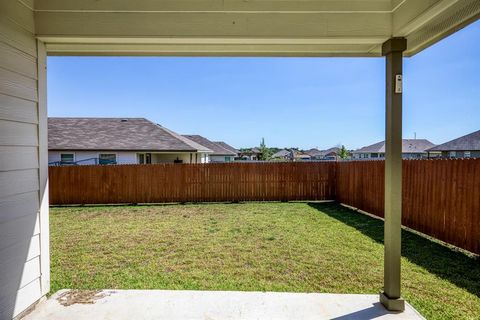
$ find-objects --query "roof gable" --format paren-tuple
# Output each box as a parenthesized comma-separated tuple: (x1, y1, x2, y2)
(214, 141, 239, 154)
(428, 130, 480, 151)
(183, 135, 237, 156)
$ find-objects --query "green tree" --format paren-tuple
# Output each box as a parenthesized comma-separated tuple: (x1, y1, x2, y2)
(259, 137, 273, 160)
(339, 145, 349, 159)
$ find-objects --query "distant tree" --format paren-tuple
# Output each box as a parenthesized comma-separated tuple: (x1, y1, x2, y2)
(259, 138, 273, 160)
(339, 145, 349, 159)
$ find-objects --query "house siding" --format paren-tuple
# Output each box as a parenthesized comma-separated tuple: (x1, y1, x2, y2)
(49, 151, 211, 165)
(353, 152, 428, 159)
(210, 155, 234, 163)
(0, 1, 47, 319)
(440, 151, 480, 158)
(49, 151, 138, 165)
(152, 152, 210, 164)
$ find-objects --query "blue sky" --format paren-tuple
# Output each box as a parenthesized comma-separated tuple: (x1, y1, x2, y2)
(47, 21, 479, 150)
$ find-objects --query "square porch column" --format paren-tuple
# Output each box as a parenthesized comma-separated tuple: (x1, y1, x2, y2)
(380, 37, 406, 312)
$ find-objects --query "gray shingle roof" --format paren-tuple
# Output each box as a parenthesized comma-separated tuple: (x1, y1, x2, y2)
(272, 149, 290, 158)
(182, 135, 237, 156)
(214, 141, 239, 155)
(307, 147, 340, 157)
(292, 150, 311, 158)
(305, 148, 320, 156)
(353, 139, 436, 154)
(48, 117, 212, 152)
(427, 130, 480, 151)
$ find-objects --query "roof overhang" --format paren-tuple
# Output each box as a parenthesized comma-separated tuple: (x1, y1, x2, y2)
(34, 0, 480, 57)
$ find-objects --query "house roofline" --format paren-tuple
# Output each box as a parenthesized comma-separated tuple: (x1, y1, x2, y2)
(49, 149, 213, 153)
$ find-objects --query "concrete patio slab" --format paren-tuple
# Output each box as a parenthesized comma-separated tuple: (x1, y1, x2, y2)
(23, 290, 424, 320)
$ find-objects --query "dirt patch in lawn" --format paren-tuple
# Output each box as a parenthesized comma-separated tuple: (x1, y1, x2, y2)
(57, 290, 109, 306)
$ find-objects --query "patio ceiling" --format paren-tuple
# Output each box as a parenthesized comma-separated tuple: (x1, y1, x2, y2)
(35, 0, 480, 57)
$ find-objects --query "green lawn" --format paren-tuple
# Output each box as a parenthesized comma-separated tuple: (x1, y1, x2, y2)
(50, 202, 480, 320)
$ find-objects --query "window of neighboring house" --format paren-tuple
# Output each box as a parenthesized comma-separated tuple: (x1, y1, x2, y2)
(137, 153, 145, 164)
(225, 156, 232, 162)
(60, 153, 74, 165)
(99, 153, 117, 165)
(449, 151, 457, 158)
(464, 151, 471, 158)
(137, 153, 152, 164)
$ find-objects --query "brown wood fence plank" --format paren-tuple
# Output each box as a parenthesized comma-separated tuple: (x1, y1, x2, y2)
(335, 158, 480, 254)
(49, 162, 336, 205)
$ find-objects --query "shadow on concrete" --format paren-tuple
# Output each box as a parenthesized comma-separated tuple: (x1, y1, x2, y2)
(307, 202, 480, 299)
(330, 302, 400, 320)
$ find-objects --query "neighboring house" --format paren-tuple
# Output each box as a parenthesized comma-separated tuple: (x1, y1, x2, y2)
(272, 149, 291, 160)
(214, 141, 240, 159)
(183, 135, 237, 162)
(305, 148, 321, 158)
(352, 139, 436, 159)
(48, 118, 212, 165)
(306, 147, 341, 160)
(272, 149, 319, 161)
(239, 147, 262, 160)
(426, 129, 480, 158)
(292, 150, 311, 161)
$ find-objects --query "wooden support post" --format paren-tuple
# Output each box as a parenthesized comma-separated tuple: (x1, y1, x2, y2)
(380, 37, 406, 312)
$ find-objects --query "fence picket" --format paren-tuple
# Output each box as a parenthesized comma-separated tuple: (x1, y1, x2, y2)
(335, 158, 480, 254)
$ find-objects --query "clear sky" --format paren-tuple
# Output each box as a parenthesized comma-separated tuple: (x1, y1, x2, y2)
(47, 21, 479, 150)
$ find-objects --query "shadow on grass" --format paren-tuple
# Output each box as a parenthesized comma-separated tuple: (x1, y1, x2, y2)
(308, 202, 480, 298)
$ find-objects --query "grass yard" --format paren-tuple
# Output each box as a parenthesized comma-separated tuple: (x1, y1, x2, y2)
(50, 202, 480, 320)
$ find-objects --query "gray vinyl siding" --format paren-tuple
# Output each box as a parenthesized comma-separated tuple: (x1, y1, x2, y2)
(0, 1, 47, 319)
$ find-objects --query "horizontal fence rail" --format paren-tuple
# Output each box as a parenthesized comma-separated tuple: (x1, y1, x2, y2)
(49, 162, 336, 205)
(336, 159, 480, 255)
(49, 159, 480, 254)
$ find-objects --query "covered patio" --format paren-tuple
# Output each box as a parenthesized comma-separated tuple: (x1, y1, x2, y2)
(1, 0, 480, 319)
(24, 290, 424, 320)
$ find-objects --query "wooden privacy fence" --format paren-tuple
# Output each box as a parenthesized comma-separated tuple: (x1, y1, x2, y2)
(336, 159, 480, 255)
(49, 162, 336, 205)
(49, 159, 480, 254)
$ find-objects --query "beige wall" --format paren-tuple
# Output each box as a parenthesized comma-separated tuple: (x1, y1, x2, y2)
(0, 1, 49, 318)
